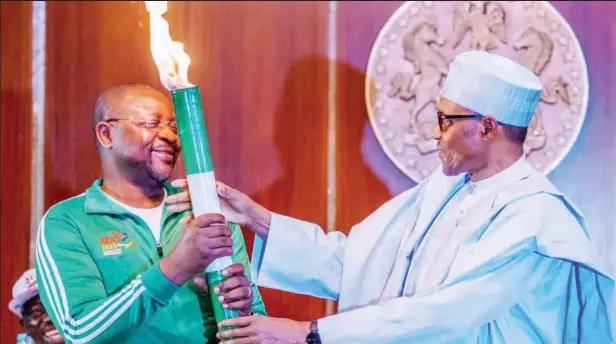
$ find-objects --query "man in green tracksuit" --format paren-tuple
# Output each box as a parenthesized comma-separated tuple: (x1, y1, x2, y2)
(35, 83, 266, 344)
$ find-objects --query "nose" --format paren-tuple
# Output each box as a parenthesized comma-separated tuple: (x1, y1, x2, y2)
(42, 314, 53, 326)
(157, 125, 178, 143)
(433, 123, 442, 140)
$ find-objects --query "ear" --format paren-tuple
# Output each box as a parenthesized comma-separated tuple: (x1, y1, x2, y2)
(481, 116, 498, 140)
(95, 122, 113, 149)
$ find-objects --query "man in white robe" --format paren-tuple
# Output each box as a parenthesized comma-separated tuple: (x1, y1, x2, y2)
(168, 51, 614, 343)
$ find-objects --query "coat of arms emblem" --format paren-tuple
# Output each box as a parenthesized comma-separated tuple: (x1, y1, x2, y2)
(366, 1, 588, 182)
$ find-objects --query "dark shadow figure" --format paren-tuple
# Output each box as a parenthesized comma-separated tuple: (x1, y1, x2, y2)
(242, 55, 409, 320)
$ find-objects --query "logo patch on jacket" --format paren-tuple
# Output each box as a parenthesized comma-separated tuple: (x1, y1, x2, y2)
(99, 231, 134, 256)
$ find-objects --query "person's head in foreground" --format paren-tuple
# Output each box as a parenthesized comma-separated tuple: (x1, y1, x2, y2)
(92, 83, 181, 187)
(434, 50, 542, 180)
(9, 269, 64, 344)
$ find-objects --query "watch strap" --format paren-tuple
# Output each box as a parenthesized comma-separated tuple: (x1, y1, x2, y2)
(306, 320, 321, 344)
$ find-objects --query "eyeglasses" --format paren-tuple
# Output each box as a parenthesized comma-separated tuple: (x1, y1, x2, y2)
(437, 112, 483, 132)
(105, 118, 178, 133)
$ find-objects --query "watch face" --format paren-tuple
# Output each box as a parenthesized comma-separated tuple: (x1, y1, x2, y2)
(306, 332, 321, 344)
(307, 320, 321, 343)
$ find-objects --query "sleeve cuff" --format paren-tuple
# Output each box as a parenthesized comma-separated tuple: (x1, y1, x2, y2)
(141, 262, 181, 304)
(250, 212, 289, 287)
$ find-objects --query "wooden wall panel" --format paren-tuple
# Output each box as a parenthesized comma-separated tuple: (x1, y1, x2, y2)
(166, 1, 330, 321)
(45, 1, 329, 321)
(335, 1, 413, 235)
(45, 1, 160, 208)
(336, 1, 616, 276)
(0, 2, 32, 342)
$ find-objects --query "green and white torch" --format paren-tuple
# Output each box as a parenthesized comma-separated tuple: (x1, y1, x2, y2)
(145, 1, 239, 334)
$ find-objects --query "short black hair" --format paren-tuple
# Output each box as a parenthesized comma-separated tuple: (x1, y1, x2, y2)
(501, 123, 528, 144)
(91, 83, 157, 132)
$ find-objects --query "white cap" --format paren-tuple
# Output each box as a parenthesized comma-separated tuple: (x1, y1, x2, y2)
(440, 50, 542, 128)
(8, 268, 39, 318)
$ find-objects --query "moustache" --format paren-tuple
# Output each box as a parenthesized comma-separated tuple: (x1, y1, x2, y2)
(152, 146, 178, 155)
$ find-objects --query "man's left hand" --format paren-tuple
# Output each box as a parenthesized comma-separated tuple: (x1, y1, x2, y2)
(193, 263, 254, 316)
(216, 316, 310, 343)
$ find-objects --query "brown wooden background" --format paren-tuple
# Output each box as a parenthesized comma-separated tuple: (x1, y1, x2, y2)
(1, 0, 34, 342)
(2, 1, 615, 342)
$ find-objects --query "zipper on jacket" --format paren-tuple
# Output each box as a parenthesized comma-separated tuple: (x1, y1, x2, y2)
(157, 241, 163, 257)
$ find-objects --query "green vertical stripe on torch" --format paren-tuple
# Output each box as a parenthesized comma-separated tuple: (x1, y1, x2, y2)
(171, 86, 214, 175)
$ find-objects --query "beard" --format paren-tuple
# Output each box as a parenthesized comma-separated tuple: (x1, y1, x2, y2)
(146, 162, 173, 182)
(115, 150, 177, 185)
(438, 147, 478, 176)
(437, 126, 484, 176)
(439, 151, 462, 176)
(146, 155, 177, 182)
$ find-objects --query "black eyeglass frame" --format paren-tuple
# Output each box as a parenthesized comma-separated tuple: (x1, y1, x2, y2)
(104, 118, 178, 133)
(437, 112, 485, 132)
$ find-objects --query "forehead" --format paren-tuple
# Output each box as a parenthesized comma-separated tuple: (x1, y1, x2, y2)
(23, 295, 42, 311)
(437, 97, 474, 116)
(119, 89, 174, 120)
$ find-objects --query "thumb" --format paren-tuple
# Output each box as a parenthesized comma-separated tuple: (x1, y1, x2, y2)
(171, 179, 189, 190)
(216, 181, 233, 199)
(193, 275, 209, 292)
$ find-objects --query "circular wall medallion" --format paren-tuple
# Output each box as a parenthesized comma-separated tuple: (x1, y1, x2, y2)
(366, 1, 589, 182)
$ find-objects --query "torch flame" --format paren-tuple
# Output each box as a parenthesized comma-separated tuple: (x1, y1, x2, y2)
(145, 1, 193, 91)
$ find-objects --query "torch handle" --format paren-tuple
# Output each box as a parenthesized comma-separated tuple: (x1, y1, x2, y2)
(207, 270, 240, 338)
(187, 171, 240, 334)
(186, 172, 234, 272)
(171, 86, 240, 333)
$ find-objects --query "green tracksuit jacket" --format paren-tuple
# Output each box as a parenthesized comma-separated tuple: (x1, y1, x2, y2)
(35, 179, 267, 344)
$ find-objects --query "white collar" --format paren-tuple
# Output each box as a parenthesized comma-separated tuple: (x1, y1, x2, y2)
(468, 155, 530, 193)
(103, 188, 167, 211)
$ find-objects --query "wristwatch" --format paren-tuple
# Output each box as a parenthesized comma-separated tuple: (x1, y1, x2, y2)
(305, 320, 322, 344)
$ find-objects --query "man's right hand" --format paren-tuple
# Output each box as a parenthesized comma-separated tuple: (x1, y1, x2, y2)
(159, 213, 233, 285)
(166, 180, 272, 239)
(215, 182, 271, 238)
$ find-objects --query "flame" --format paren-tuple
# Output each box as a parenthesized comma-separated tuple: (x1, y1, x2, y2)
(145, 1, 193, 91)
